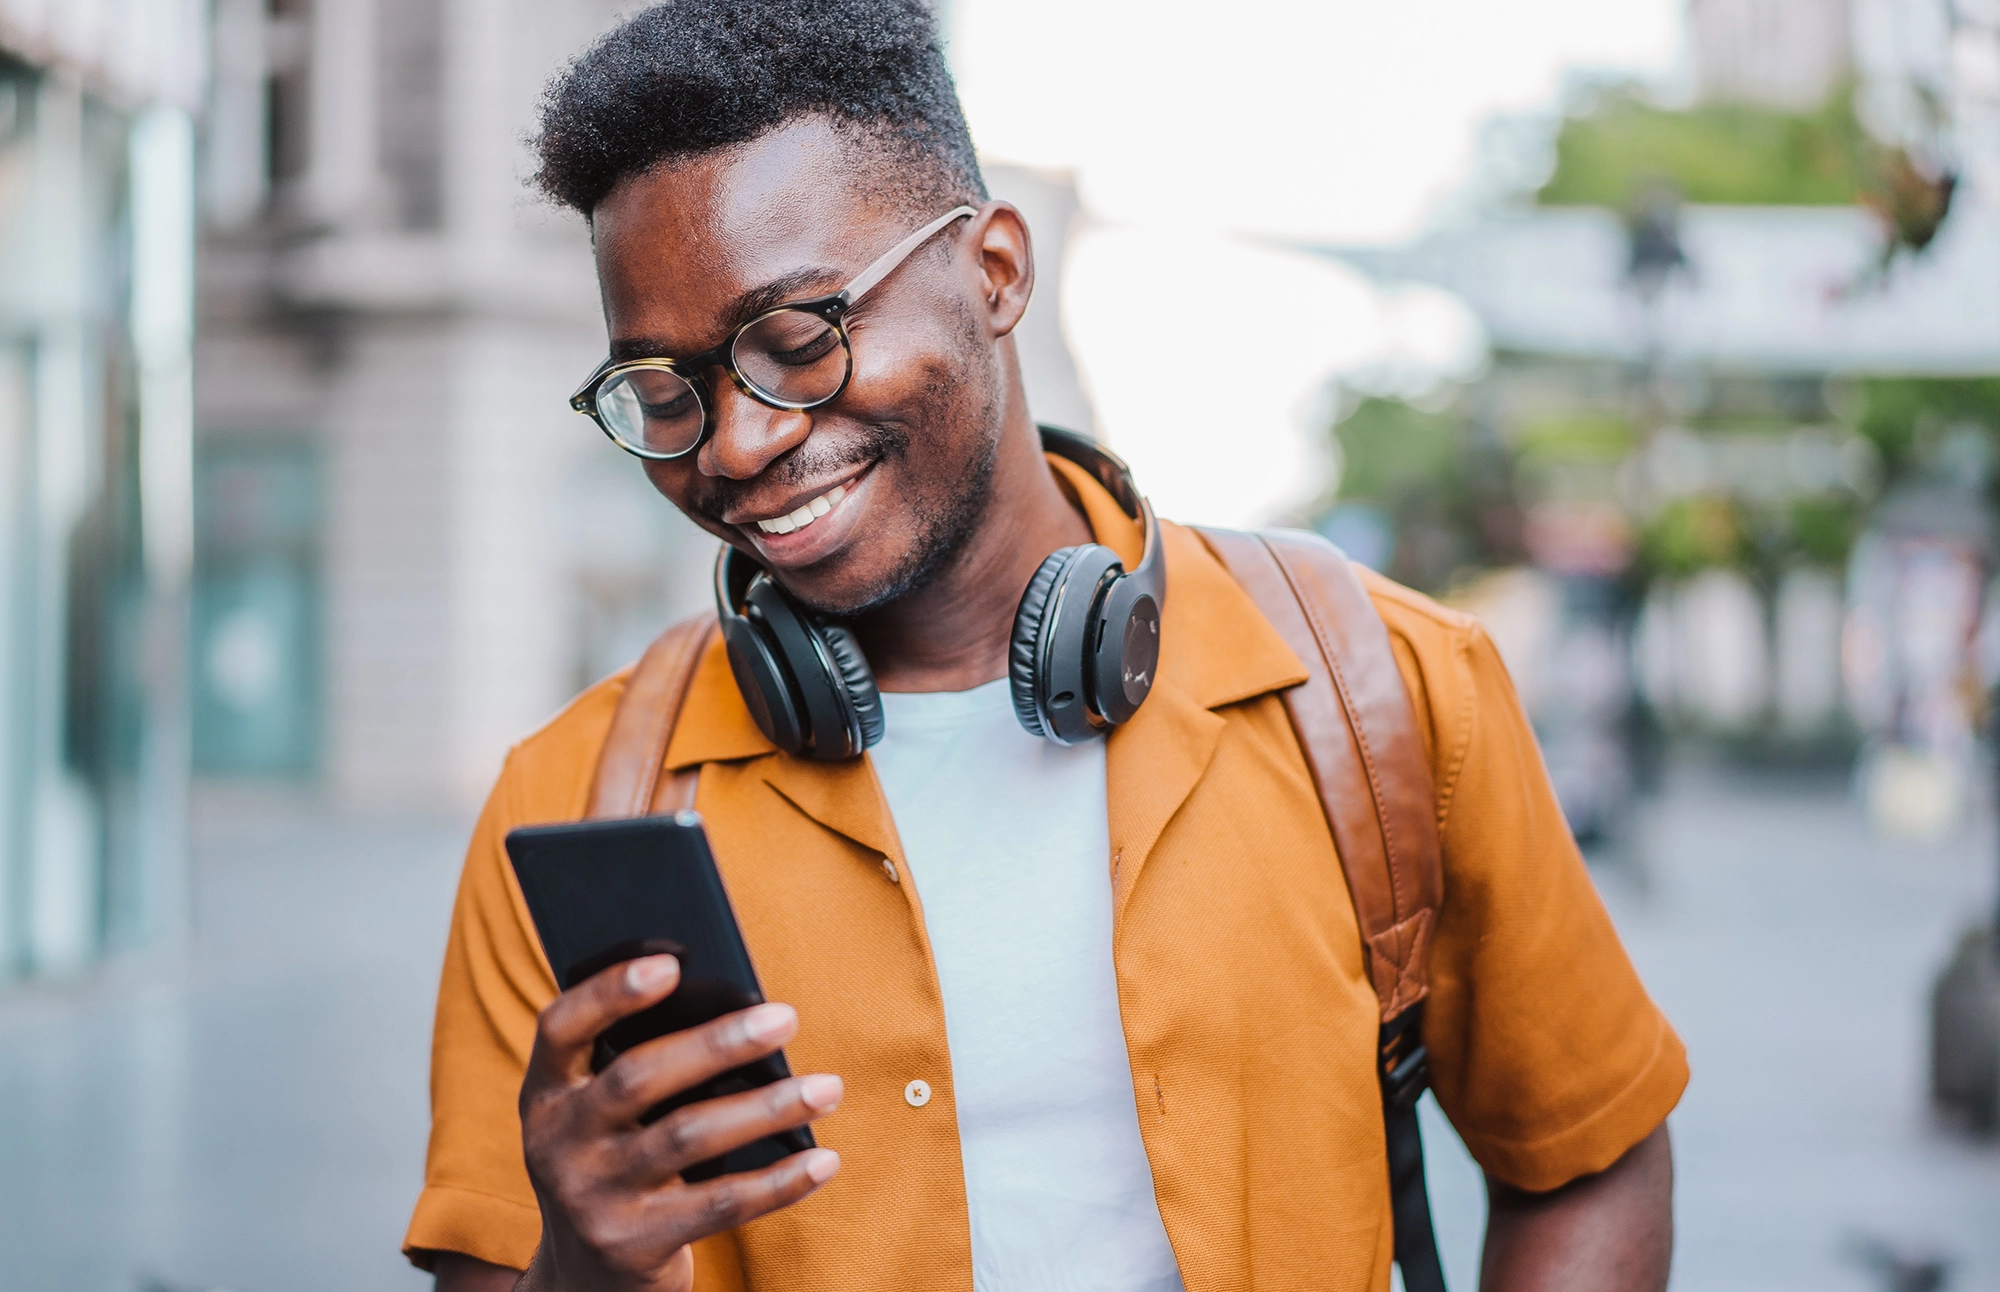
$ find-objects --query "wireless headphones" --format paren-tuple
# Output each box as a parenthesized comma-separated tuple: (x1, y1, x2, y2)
(715, 426, 1166, 760)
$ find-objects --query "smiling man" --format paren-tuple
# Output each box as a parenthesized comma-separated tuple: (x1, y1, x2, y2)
(406, 4, 1686, 1291)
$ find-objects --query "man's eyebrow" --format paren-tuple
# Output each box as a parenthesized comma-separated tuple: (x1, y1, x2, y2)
(608, 266, 845, 363)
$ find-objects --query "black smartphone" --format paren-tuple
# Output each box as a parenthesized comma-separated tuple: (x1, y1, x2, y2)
(504, 812, 814, 1182)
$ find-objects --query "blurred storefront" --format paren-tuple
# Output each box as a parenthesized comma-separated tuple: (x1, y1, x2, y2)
(0, 3, 205, 980)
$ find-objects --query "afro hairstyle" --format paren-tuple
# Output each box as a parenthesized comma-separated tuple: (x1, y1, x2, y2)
(533, 0, 987, 219)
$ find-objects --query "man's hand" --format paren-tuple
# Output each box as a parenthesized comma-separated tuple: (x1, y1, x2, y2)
(511, 953, 842, 1292)
(1479, 1122, 1673, 1291)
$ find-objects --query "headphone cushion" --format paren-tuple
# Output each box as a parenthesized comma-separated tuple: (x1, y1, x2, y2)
(1010, 547, 1076, 738)
(817, 622, 884, 750)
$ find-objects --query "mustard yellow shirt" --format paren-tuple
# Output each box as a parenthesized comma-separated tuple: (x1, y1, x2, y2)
(405, 456, 1687, 1290)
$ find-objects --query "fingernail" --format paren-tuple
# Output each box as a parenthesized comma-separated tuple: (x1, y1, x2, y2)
(798, 1073, 843, 1110)
(802, 1148, 840, 1184)
(741, 1002, 796, 1042)
(626, 956, 677, 991)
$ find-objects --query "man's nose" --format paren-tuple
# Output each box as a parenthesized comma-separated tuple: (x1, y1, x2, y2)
(697, 378, 813, 480)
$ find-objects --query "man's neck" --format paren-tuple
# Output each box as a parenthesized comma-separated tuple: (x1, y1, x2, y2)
(852, 415, 1092, 693)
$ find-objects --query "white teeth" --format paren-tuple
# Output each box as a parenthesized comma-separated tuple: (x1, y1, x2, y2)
(755, 481, 852, 535)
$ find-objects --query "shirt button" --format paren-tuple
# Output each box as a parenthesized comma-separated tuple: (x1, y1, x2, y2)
(904, 1079, 932, 1108)
(880, 856, 900, 884)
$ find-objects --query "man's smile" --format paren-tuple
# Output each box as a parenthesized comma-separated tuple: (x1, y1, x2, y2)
(733, 463, 877, 567)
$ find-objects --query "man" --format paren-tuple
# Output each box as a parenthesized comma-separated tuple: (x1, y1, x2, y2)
(409, 3, 1686, 1289)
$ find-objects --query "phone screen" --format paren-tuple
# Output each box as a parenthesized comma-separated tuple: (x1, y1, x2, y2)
(504, 812, 814, 1181)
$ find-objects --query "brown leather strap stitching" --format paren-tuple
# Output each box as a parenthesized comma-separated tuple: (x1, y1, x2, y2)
(1196, 526, 1444, 1020)
(1262, 537, 1411, 915)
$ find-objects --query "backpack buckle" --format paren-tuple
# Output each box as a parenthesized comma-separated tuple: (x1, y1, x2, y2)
(1378, 1005, 1431, 1110)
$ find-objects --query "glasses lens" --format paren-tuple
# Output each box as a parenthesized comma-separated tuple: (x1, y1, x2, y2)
(595, 365, 705, 457)
(733, 309, 851, 407)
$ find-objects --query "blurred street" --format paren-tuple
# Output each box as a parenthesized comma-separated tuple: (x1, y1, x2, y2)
(0, 799, 468, 1292)
(0, 759, 1993, 1292)
(1422, 756, 2000, 1292)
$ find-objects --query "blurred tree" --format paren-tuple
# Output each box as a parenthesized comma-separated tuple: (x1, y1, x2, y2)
(1641, 495, 1745, 577)
(1514, 413, 1635, 463)
(1852, 376, 2000, 478)
(1334, 396, 1464, 500)
(1538, 84, 1870, 207)
(1328, 396, 1485, 591)
(1787, 494, 1863, 567)
(1539, 82, 1958, 275)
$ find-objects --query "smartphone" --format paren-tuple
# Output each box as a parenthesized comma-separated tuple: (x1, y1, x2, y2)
(504, 811, 814, 1181)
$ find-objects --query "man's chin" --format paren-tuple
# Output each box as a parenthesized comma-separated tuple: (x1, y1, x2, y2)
(777, 551, 923, 620)
(776, 564, 924, 620)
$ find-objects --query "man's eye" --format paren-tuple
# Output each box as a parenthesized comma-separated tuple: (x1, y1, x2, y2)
(643, 392, 697, 419)
(764, 326, 838, 368)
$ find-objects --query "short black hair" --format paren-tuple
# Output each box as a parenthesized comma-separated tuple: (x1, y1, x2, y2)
(533, 0, 987, 219)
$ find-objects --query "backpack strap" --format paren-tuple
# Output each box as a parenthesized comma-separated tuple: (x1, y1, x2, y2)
(586, 612, 717, 819)
(1197, 526, 1449, 1292)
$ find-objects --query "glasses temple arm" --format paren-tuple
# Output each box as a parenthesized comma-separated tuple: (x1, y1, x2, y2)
(838, 205, 979, 306)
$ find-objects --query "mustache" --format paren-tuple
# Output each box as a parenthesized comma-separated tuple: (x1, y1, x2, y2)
(683, 423, 910, 526)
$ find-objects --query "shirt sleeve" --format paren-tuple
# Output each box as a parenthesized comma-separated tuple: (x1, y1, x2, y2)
(1415, 620, 1688, 1192)
(403, 750, 555, 1271)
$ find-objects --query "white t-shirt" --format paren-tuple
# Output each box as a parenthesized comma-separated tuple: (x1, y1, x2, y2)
(870, 680, 1186, 1292)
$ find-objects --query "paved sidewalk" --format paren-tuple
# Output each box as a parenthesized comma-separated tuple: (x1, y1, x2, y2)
(1419, 758, 2000, 1291)
(1, 760, 1996, 1291)
(0, 799, 468, 1292)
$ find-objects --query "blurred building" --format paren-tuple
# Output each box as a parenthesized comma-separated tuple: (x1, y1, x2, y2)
(1691, 0, 1850, 109)
(1340, 197, 2000, 740)
(197, 0, 706, 811)
(195, 2, 1098, 812)
(1312, 0, 2000, 837)
(0, 2, 205, 980)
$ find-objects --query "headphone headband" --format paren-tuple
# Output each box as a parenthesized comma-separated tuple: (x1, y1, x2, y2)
(1037, 424, 1165, 610)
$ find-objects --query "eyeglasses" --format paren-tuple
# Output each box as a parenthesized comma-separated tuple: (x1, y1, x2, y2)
(570, 205, 979, 460)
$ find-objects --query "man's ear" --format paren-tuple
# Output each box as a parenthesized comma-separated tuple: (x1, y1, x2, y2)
(970, 201, 1035, 339)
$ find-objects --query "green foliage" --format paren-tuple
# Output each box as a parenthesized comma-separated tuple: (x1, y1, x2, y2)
(1333, 397, 1466, 504)
(1514, 414, 1636, 463)
(1787, 495, 1862, 567)
(1330, 397, 1493, 591)
(1641, 496, 1744, 577)
(1850, 376, 2000, 475)
(1538, 85, 1871, 208)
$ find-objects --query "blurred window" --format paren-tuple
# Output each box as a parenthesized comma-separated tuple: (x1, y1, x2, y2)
(193, 438, 322, 777)
(266, 0, 312, 193)
(378, 0, 444, 229)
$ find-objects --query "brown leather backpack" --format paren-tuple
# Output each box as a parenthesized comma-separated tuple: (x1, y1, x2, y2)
(585, 529, 1449, 1292)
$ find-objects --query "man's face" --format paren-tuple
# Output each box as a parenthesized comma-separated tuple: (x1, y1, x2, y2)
(590, 118, 1006, 616)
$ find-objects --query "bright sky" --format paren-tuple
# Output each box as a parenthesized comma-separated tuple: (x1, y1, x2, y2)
(949, 0, 1686, 244)
(946, 0, 1686, 524)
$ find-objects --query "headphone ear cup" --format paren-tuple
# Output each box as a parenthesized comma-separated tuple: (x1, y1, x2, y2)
(1012, 544, 1121, 744)
(1010, 548, 1075, 738)
(817, 622, 885, 750)
(720, 609, 807, 756)
(1090, 574, 1161, 726)
(744, 575, 855, 761)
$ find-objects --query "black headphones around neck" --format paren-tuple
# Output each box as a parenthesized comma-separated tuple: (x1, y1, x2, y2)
(715, 426, 1166, 761)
